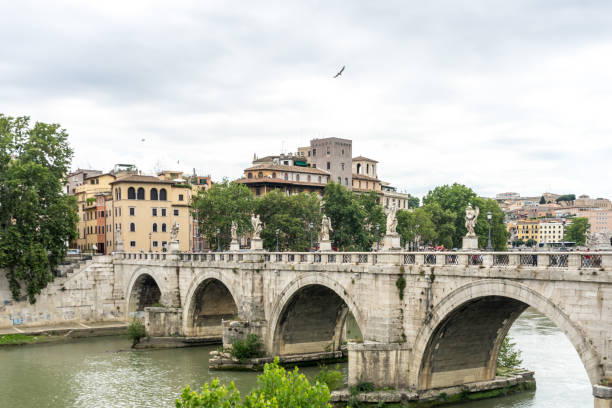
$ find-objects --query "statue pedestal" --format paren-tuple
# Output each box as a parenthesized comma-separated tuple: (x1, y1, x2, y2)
(230, 240, 240, 251)
(250, 238, 263, 251)
(382, 234, 401, 251)
(115, 242, 124, 252)
(168, 240, 180, 254)
(319, 240, 332, 251)
(462, 236, 479, 250)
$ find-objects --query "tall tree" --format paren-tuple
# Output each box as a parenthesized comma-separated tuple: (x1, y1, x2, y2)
(357, 191, 386, 250)
(422, 183, 476, 246)
(254, 190, 322, 251)
(191, 180, 254, 250)
(396, 208, 436, 247)
(0, 114, 78, 303)
(322, 182, 368, 251)
(564, 217, 589, 245)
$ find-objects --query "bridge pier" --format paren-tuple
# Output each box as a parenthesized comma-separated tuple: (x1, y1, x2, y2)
(348, 342, 411, 388)
(594, 385, 612, 408)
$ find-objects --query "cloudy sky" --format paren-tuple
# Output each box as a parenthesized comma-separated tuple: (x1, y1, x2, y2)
(2, 1, 612, 200)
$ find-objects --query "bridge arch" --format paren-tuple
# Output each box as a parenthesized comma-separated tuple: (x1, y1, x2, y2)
(126, 268, 164, 317)
(269, 274, 365, 356)
(409, 279, 602, 390)
(182, 271, 241, 337)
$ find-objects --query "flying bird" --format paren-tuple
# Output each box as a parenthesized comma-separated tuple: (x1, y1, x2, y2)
(333, 65, 345, 78)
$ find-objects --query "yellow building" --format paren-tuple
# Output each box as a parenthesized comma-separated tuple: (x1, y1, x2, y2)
(516, 220, 540, 243)
(236, 163, 330, 197)
(109, 175, 193, 253)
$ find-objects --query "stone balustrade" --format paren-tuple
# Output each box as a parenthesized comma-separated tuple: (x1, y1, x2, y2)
(113, 250, 612, 270)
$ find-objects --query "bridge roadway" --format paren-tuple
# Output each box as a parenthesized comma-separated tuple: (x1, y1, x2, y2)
(114, 250, 612, 407)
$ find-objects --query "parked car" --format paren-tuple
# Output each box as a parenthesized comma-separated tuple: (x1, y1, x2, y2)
(67, 249, 81, 255)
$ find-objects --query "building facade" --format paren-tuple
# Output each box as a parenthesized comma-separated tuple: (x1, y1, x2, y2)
(236, 163, 330, 197)
(299, 137, 352, 188)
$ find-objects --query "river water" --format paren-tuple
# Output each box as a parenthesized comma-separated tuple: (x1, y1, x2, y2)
(0, 308, 592, 407)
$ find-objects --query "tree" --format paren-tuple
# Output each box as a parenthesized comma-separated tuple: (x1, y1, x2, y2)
(556, 194, 576, 203)
(497, 336, 523, 370)
(357, 191, 386, 250)
(564, 217, 589, 245)
(406, 194, 420, 209)
(192, 181, 254, 250)
(0, 114, 78, 303)
(421, 184, 508, 250)
(176, 358, 332, 408)
(322, 183, 367, 251)
(539, 196, 546, 204)
(525, 238, 537, 247)
(254, 190, 321, 251)
(396, 208, 436, 247)
(512, 238, 524, 247)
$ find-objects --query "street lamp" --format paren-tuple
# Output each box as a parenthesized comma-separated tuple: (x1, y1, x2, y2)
(216, 228, 221, 252)
(486, 211, 493, 251)
(275, 228, 280, 252)
(148, 232, 152, 252)
(375, 223, 380, 251)
(308, 222, 314, 252)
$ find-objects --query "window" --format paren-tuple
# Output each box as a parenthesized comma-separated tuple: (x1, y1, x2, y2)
(153, 241, 158, 247)
(161, 208, 166, 217)
(367, 163, 370, 174)
(337, 177, 341, 183)
(129, 207, 135, 216)
(327, 147, 330, 154)
(137, 187, 145, 200)
(307, 175, 311, 182)
(152, 208, 157, 216)
(326, 162, 331, 170)
(341, 149, 344, 155)
(115, 188, 121, 200)
(345, 177, 348, 186)
(178, 194, 184, 201)
(152, 223, 158, 232)
(255, 187, 261, 196)
(296, 174, 300, 182)
(130, 222, 136, 232)
(174, 209, 179, 216)
(127, 187, 136, 200)
(162, 241, 167, 248)
(341, 163, 345, 170)
(318, 176, 322, 183)
(312, 148, 316, 156)
(150, 188, 158, 200)
(130, 241, 136, 247)
(162, 223, 167, 232)
(283, 161, 289, 165)
(356, 163, 362, 174)
(248, 172, 253, 179)
(160, 189, 167, 201)
(272, 172, 276, 178)
(284, 173, 288, 180)
(258, 172, 263, 178)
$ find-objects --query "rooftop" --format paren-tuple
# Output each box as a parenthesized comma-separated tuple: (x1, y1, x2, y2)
(352, 156, 378, 163)
(245, 163, 330, 176)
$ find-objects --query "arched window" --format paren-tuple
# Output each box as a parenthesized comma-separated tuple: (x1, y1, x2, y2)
(356, 163, 362, 174)
(248, 172, 253, 179)
(130, 222, 136, 232)
(150, 188, 158, 200)
(161, 223, 167, 232)
(258, 172, 263, 178)
(284, 173, 289, 180)
(272, 172, 276, 178)
(345, 177, 348, 186)
(366, 163, 370, 174)
(137, 187, 145, 200)
(127, 187, 136, 200)
(115, 188, 119, 200)
(152, 223, 157, 232)
(160, 189, 167, 201)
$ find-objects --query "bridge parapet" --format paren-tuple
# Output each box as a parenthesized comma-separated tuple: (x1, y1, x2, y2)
(113, 250, 612, 270)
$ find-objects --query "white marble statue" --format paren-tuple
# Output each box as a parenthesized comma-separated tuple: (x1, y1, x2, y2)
(230, 221, 238, 241)
(170, 222, 180, 241)
(464, 204, 479, 237)
(114, 224, 122, 246)
(320, 215, 333, 241)
(386, 204, 398, 235)
(587, 230, 612, 249)
(251, 214, 262, 239)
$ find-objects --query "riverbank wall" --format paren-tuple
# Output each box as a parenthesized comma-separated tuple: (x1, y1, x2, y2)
(330, 370, 535, 407)
(0, 256, 125, 330)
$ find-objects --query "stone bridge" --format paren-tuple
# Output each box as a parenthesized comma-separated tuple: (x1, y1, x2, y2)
(113, 250, 612, 407)
(2, 250, 611, 406)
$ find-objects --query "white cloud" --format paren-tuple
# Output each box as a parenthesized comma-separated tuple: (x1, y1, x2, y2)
(1, 0, 611, 200)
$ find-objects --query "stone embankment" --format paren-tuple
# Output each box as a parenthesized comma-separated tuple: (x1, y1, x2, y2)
(209, 349, 347, 371)
(331, 370, 535, 407)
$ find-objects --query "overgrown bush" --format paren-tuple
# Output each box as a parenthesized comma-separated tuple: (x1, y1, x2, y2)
(314, 364, 343, 391)
(497, 336, 523, 371)
(230, 334, 264, 362)
(127, 319, 146, 347)
(176, 358, 331, 408)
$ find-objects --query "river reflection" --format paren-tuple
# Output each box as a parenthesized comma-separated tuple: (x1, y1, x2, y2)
(0, 308, 592, 407)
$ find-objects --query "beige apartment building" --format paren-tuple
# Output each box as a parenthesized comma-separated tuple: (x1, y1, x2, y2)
(109, 176, 193, 253)
(73, 167, 201, 254)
